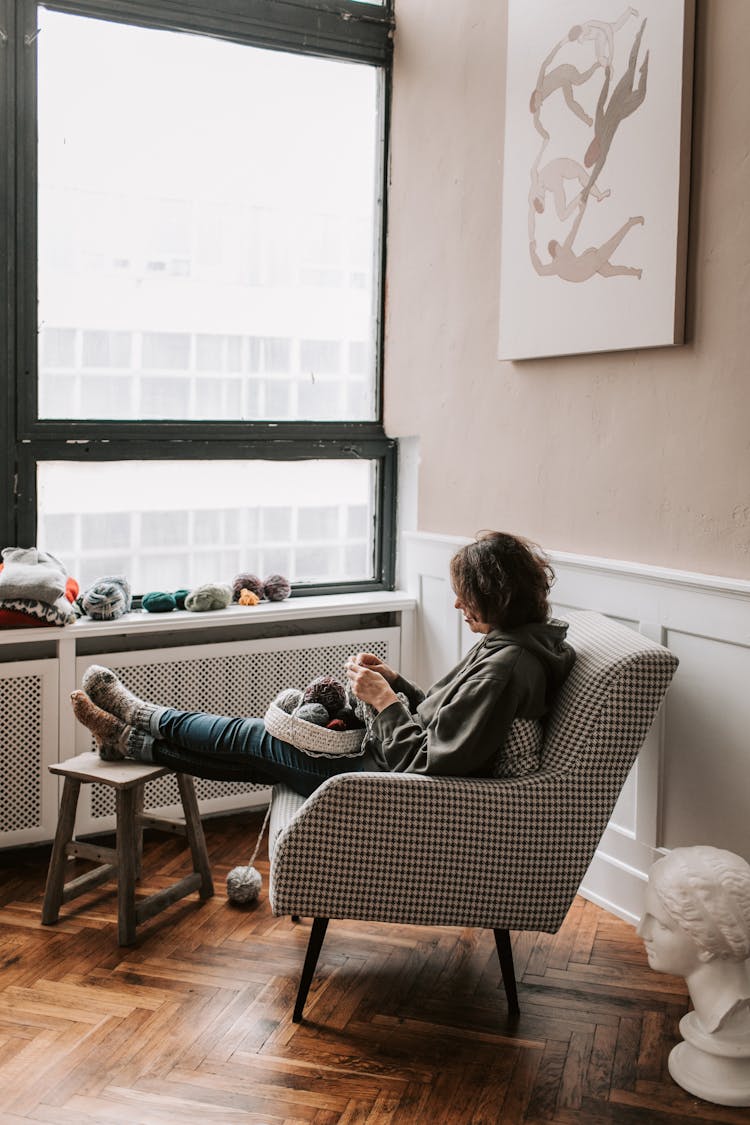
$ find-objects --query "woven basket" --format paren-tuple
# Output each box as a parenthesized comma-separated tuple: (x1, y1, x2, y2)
(264, 701, 365, 758)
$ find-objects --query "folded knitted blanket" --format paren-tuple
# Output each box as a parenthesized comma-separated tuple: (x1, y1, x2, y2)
(0, 547, 68, 605)
(0, 595, 77, 626)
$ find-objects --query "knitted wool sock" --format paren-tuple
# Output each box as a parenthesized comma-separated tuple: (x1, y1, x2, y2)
(71, 691, 156, 763)
(81, 665, 158, 731)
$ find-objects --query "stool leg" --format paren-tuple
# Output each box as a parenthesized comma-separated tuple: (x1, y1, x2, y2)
(42, 777, 81, 925)
(176, 774, 214, 899)
(116, 788, 139, 945)
(135, 782, 145, 879)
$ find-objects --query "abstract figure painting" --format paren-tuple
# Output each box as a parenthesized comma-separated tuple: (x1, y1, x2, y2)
(498, 1, 694, 360)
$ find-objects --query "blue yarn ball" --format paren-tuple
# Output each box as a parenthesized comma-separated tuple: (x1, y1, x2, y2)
(295, 702, 330, 726)
(82, 576, 131, 620)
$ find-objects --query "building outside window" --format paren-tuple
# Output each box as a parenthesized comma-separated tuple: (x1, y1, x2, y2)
(1, 0, 396, 597)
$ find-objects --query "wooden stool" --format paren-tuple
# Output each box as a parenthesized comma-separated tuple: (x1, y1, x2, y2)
(41, 752, 214, 945)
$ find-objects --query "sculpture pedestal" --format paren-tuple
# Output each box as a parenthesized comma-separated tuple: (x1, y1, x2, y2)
(669, 1011, 750, 1107)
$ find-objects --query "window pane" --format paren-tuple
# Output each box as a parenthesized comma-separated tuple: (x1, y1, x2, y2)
(36, 460, 376, 592)
(37, 9, 380, 421)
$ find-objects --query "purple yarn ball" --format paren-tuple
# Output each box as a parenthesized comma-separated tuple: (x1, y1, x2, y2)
(232, 573, 264, 602)
(263, 574, 291, 601)
(302, 676, 346, 715)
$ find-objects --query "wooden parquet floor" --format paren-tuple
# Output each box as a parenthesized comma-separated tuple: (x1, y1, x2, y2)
(0, 810, 747, 1125)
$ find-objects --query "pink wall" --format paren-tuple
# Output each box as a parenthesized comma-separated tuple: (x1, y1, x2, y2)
(384, 0, 750, 579)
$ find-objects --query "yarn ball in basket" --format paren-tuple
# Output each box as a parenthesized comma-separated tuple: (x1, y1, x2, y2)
(232, 573, 264, 602)
(333, 706, 363, 730)
(263, 574, 291, 601)
(296, 702, 330, 726)
(226, 864, 262, 904)
(326, 718, 347, 732)
(274, 688, 303, 714)
(302, 675, 346, 715)
(238, 588, 260, 606)
(184, 583, 232, 612)
(82, 576, 132, 620)
(142, 591, 176, 613)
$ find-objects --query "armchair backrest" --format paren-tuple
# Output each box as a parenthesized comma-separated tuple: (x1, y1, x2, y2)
(542, 610, 677, 778)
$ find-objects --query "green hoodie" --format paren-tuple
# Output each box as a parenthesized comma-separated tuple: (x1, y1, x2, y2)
(368, 619, 575, 777)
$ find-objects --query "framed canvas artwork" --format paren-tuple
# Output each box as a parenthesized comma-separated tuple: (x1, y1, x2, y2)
(498, 1, 695, 360)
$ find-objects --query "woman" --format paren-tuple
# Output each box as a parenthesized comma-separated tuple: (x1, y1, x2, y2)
(71, 531, 576, 798)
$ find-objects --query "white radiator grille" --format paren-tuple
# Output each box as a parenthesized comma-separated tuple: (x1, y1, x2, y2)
(0, 660, 59, 843)
(0, 672, 43, 833)
(75, 628, 398, 830)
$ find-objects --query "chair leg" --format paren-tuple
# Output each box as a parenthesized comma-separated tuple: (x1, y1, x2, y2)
(493, 928, 520, 1016)
(293, 917, 329, 1023)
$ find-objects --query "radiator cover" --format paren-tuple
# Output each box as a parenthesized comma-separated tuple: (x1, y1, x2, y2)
(72, 627, 400, 834)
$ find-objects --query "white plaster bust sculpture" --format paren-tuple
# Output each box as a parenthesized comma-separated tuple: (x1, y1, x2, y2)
(638, 846, 750, 1106)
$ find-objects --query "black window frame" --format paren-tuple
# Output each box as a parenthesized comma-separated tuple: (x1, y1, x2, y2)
(1, 0, 397, 597)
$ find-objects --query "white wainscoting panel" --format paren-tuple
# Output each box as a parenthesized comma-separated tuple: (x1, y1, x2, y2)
(402, 532, 750, 925)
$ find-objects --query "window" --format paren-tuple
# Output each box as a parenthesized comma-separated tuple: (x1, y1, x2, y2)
(2, 0, 396, 597)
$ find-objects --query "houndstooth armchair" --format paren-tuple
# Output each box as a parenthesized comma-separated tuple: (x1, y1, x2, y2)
(268, 611, 679, 1021)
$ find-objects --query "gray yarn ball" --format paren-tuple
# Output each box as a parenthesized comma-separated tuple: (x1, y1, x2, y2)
(184, 582, 232, 612)
(274, 687, 303, 714)
(226, 864, 262, 904)
(295, 702, 330, 726)
(82, 575, 132, 620)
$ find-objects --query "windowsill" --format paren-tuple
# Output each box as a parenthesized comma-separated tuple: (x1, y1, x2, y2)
(0, 590, 416, 646)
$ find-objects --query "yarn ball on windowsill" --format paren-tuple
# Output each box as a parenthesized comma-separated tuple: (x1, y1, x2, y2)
(263, 574, 291, 602)
(142, 591, 176, 613)
(232, 573, 264, 602)
(238, 588, 260, 606)
(82, 576, 132, 620)
(184, 583, 232, 612)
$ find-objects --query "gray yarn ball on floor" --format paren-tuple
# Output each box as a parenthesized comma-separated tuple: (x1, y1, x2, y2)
(226, 864, 262, 904)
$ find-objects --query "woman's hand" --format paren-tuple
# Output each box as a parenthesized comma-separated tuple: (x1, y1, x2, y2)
(345, 654, 399, 713)
(349, 651, 398, 684)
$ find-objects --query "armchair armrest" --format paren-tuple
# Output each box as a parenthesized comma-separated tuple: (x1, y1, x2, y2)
(269, 768, 604, 932)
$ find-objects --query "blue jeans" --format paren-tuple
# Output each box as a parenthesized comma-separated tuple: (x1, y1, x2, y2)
(150, 708, 377, 798)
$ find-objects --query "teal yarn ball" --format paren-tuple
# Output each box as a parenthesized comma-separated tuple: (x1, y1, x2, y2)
(173, 589, 189, 610)
(295, 702, 330, 726)
(142, 591, 176, 613)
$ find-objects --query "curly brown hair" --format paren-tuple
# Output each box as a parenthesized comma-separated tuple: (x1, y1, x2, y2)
(449, 531, 554, 630)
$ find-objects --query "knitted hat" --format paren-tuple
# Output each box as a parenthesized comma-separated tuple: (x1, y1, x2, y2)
(82, 576, 132, 620)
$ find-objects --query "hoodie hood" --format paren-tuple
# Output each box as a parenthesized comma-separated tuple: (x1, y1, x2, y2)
(481, 617, 576, 698)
